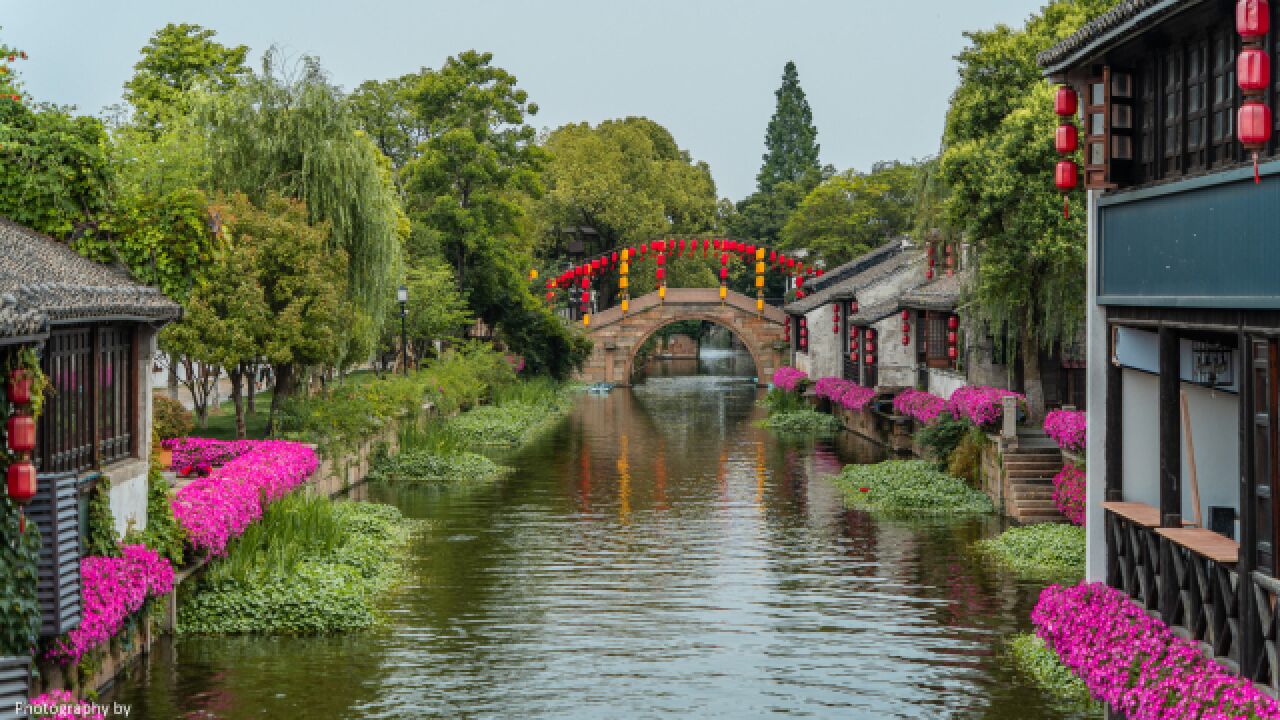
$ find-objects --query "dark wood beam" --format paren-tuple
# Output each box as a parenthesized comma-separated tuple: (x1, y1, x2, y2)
(1238, 330, 1259, 678)
(1159, 325, 1182, 528)
(1106, 321, 1123, 502)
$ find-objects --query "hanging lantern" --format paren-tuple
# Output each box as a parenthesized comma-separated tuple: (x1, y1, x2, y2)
(850, 351, 859, 363)
(1055, 124, 1079, 154)
(1054, 86, 1078, 117)
(659, 285, 666, 299)
(581, 276, 590, 289)
(902, 321, 911, 333)
(6, 461, 36, 505)
(901, 335, 910, 346)
(719, 267, 729, 281)
(769, 250, 777, 263)
(1241, 102, 1272, 183)
(1238, 0, 1271, 38)
(719, 286, 727, 300)
(545, 291, 554, 302)
(621, 298, 629, 313)
(926, 268, 935, 280)
(611, 251, 619, 264)
(864, 340, 876, 353)
(656, 253, 666, 266)
(948, 331, 958, 344)
(901, 309, 910, 321)
(755, 276, 765, 287)
(1055, 160, 1078, 217)
(948, 346, 959, 360)
(529, 268, 538, 281)
(6, 414, 34, 453)
(6, 369, 31, 405)
(756, 298, 764, 311)
(1239, 47, 1271, 94)
(583, 314, 590, 327)
(947, 316, 959, 330)
(656, 267, 666, 281)
(851, 300, 859, 314)
(866, 354, 875, 365)
(703, 239, 710, 256)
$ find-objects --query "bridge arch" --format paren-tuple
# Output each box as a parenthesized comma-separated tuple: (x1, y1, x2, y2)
(576, 288, 788, 387)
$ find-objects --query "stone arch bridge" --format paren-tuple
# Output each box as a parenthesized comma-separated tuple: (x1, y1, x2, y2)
(576, 288, 788, 387)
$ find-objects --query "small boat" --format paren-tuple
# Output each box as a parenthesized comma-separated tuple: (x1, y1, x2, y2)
(586, 382, 614, 394)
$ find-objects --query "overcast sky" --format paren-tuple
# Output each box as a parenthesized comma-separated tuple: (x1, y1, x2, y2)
(4, 0, 1044, 201)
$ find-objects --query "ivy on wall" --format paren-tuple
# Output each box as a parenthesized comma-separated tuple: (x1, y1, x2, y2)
(1, 347, 42, 657)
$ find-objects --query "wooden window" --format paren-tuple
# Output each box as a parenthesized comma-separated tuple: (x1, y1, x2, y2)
(38, 325, 136, 475)
(1186, 39, 1210, 169)
(1251, 339, 1278, 575)
(1211, 29, 1237, 167)
(1139, 59, 1159, 182)
(925, 312, 951, 369)
(1164, 49, 1185, 175)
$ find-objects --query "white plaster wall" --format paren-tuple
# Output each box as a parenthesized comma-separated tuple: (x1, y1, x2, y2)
(927, 368, 966, 399)
(1180, 384, 1239, 536)
(107, 328, 159, 537)
(1084, 189, 1108, 581)
(1121, 370, 1162, 510)
(804, 304, 843, 380)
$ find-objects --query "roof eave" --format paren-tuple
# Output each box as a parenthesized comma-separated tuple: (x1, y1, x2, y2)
(1038, 0, 1204, 75)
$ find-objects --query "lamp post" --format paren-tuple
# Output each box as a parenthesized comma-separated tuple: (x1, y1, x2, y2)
(397, 284, 409, 375)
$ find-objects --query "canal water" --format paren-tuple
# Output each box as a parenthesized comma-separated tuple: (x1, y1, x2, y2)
(108, 362, 1093, 719)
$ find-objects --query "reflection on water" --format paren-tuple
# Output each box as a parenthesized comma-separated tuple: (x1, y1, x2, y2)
(640, 348, 758, 381)
(107, 379, 1092, 719)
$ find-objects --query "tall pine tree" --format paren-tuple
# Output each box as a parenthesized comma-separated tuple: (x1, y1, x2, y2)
(756, 61, 821, 193)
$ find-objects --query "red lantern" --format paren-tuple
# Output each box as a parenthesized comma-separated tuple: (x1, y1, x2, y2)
(719, 267, 729, 281)
(948, 346, 959, 360)
(7, 461, 36, 505)
(1240, 101, 1272, 182)
(656, 253, 666, 266)
(581, 276, 590, 289)
(6, 370, 31, 405)
(1055, 124, 1079, 154)
(865, 341, 876, 353)
(545, 291, 554, 302)
(851, 301, 859, 314)
(611, 251, 619, 263)
(581, 290, 590, 303)
(926, 245, 935, 257)
(1240, 47, 1271, 93)
(1054, 86, 1078, 117)
(901, 309, 910, 321)
(926, 269, 934, 280)
(901, 335, 910, 346)
(6, 415, 34, 454)
(769, 250, 777, 262)
(902, 322, 911, 333)
(720, 253, 729, 266)
(1238, 0, 1271, 38)
(866, 354, 875, 365)
(656, 267, 666, 281)
(850, 352, 859, 362)
(948, 331, 958, 344)
(678, 239, 686, 254)
(947, 316, 959, 330)
(1055, 160, 1078, 192)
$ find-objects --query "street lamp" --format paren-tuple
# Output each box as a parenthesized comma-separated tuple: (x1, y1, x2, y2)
(397, 284, 409, 376)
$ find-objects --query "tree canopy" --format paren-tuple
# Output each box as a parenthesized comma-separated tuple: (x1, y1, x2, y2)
(780, 161, 920, 268)
(123, 23, 249, 131)
(757, 61, 821, 193)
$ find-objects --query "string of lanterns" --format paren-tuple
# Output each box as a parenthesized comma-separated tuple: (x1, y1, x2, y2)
(6, 365, 37, 532)
(799, 317, 808, 352)
(901, 309, 911, 347)
(863, 327, 876, 367)
(619, 248, 630, 314)
(832, 301, 841, 335)
(948, 315, 960, 362)
(755, 247, 766, 313)
(1054, 85, 1079, 218)
(1238, 0, 1271, 184)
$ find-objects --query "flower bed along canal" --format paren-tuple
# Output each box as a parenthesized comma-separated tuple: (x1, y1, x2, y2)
(106, 376, 1095, 719)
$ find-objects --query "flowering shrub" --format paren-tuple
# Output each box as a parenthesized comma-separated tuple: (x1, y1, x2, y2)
(1045, 409, 1087, 452)
(172, 440, 319, 556)
(946, 385, 1024, 428)
(47, 545, 174, 665)
(1033, 582, 1280, 719)
(161, 437, 258, 471)
(772, 366, 808, 392)
(893, 389, 946, 424)
(813, 377, 876, 412)
(1053, 463, 1086, 526)
(24, 690, 107, 720)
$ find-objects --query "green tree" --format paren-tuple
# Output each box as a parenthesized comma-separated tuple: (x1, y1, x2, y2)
(124, 23, 249, 131)
(348, 73, 429, 173)
(202, 51, 402, 351)
(380, 262, 474, 369)
(939, 0, 1116, 421)
(757, 61, 821, 193)
(781, 162, 920, 268)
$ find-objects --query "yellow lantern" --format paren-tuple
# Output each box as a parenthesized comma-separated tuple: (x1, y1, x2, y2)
(583, 314, 590, 327)
(659, 286, 666, 299)
(755, 276, 765, 288)
(756, 248, 765, 261)
(621, 299, 629, 313)
(619, 277, 629, 289)
(755, 262, 765, 274)
(719, 286, 727, 300)
(620, 262, 629, 274)
(621, 248, 630, 262)
(756, 298, 764, 311)
(529, 268, 538, 281)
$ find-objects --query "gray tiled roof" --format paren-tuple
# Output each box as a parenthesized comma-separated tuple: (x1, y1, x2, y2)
(784, 242, 916, 316)
(1037, 0, 1203, 72)
(0, 217, 181, 341)
(899, 271, 969, 312)
(848, 300, 900, 326)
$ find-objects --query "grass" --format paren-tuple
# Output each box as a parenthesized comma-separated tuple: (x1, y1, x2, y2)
(182, 495, 418, 635)
(446, 379, 577, 447)
(976, 523, 1086, 582)
(758, 409, 841, 435)
(831, 460, 995, 515)
(1006, 633, 1100, 711)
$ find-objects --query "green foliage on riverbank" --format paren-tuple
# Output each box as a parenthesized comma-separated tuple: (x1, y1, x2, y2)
(976, 523, 1085, 581)
(179, 496, 416, 635)
(1006, 633, 1100, 711)
(760, 409, 840, 435)
(760, 387, 807, 415)
(447, 379, 578, 447)
(832, 460, 994, 515)
(368, 449, 504, 487)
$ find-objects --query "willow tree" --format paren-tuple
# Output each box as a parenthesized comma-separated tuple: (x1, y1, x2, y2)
(938, 0, 1115, 421)
(200, 51, 402, 360)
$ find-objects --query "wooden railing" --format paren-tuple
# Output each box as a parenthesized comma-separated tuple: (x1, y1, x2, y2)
(1249, 571, 1280, 691)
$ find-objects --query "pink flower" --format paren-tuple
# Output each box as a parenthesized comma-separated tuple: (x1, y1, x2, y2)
(171, 440, 318, 557)
(772, 367, 809, 392)
(1045, 409, 1087, 452)
(1033, 582, 1280, 719)
(46, 545, 174, 666)
(814, 377, 876, 412)
(893, 389, 946, 424)
(1053, 463, 1086, 526)
(945, 385, 1024, 428)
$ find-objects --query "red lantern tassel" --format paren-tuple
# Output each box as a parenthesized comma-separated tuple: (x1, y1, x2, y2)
(18, 508, 24, 534)
(1063, 196, 1069, 219)
(1255, 151, 1262, 184)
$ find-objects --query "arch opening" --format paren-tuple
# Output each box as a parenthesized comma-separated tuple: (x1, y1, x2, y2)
(628, 316, 762, 385)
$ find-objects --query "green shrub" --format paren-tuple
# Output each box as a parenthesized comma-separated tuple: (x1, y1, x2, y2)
(125, 464, 186, 564)
(832, 460, 995, 515)
(946, 427, 988, 484)
(1007, 633, 1100, 710)
(85, 479, 119, 557)
(760, 409, 840, 435)
(976, 523, 1085, 581)
(367, 449, 503, 486)
(760, 387, 806, 415)
(915, 413, 972, 464)
(152, 394, 194, 441)
(180, 498, 415, 635)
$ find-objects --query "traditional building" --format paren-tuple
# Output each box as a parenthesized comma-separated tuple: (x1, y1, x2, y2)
(1041, 0, 1280, 690)
(1, 217, 181, 651)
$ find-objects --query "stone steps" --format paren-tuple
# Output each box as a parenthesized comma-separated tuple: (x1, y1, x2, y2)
(1003, 443, 1066, 524)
